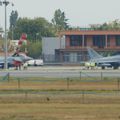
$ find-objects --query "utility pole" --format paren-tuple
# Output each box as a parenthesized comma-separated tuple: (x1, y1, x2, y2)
(0, 0, 13, 69)
(3, 0, 9, 69)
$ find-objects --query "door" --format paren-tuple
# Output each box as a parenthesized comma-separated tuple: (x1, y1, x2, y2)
(70, 52, 77, 63)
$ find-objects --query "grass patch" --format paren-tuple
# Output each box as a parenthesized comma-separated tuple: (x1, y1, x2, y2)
(0, 77, 119, 119)
(0, 103, 119, 120)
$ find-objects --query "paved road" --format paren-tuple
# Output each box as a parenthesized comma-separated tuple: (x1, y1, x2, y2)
(0, 66, 120, 78)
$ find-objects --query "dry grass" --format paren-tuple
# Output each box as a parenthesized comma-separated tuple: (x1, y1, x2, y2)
(0, 103, 119, 120)
(0, 77, 119, 120)
(0, 77, 119, 90)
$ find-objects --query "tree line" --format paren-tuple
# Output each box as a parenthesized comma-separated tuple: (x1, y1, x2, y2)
(9, 9, 69, 41)
(5, 9, 120, 40)
(6, 9, 69, 58)
(1, 9, 120, 58)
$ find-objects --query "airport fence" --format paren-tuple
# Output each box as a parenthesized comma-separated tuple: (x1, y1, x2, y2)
(0, 72, 120, 90)
(0, 72, 120, 104)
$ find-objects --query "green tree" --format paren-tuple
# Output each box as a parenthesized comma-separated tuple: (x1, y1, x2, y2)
(0, 27, 3, 32)
(9, 10, 18, 39)
(52, 9, 69, 33)
(13, 17, 55, 40)
(27, 41, 42, 58)
(9, 10, 18, 29)
(90, 19, 120, 30)
(0, 27, 3, 40)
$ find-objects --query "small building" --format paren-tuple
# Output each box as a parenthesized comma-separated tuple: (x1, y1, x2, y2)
(42, 30, 120, 64)
(42, 37, 65, 62)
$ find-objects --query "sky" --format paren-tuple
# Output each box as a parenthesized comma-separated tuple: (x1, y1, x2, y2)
(0, 0, 120, 29)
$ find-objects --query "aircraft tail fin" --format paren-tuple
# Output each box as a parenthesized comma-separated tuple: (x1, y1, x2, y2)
(87, 47, 103, 59)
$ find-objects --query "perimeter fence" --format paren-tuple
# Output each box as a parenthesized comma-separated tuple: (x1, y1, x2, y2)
(0, 72, 120, 104)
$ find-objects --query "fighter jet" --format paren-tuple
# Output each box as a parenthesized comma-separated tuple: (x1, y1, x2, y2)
(0, 52, 33, 69)
(87, 47, 120, 69)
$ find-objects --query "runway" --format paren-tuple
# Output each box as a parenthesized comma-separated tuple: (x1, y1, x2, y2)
(0, 66, 120, 78)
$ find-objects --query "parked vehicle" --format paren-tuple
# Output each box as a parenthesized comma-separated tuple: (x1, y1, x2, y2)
(27, 59, 44, 66)
(27, 60, 34, 66)
(34, 59, 44, 66)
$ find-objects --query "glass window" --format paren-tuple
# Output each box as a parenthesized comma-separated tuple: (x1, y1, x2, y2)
(77, 53, 82, 61)
(116, 35, 120, 46)
(107, 36, 111, 47)
(93, 35, 105, 48)
(63, 53, 69, 62)
(70, 35, 82, 46)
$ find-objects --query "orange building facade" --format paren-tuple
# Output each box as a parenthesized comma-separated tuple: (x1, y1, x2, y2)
(55, 30, 120, 63)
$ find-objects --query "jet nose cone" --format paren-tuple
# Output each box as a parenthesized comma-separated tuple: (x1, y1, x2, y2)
(19, 53, 33, 61)
(26, 56, 33, 61)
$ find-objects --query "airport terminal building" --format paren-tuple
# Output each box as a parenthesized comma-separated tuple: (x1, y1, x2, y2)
(42, 30, 120, 64)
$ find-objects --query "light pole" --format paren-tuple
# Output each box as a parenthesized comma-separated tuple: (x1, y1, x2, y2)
(0, 0, 10, 69)
(4, 0, 9, 69)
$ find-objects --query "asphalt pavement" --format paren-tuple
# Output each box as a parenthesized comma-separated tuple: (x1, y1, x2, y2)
(0, 66, 120, 78)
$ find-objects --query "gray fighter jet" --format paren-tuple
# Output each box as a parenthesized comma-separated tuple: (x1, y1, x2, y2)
(87, 47, 120, 69)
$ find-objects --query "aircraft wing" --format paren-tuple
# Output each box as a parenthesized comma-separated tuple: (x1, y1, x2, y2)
(0, 53, 33, 68)
(12, 57, 23, 62)
(87, 48, 120, 69)
(0, 56, 23, 68)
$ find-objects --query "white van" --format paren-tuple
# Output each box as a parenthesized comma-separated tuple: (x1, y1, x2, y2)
(27, 60, 35, 66)
(34, 59, 44, 66)
(27, 59, 44, 66)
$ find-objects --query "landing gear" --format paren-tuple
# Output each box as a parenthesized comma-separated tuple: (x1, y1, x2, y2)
(113, 66, 119, 69)
(101, 66, 105, 69)
(112, 63, 119, 69)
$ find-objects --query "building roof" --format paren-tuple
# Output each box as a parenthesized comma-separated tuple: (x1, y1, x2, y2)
(60, 30, 120, 36)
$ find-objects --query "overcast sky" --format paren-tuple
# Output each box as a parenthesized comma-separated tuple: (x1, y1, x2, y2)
(0, 0, 120, 28)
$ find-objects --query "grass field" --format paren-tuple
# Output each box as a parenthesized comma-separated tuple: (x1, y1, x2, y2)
(0, 103, 120, 120)
(0, 77, 120, 90)
(0, 77, 120, 120)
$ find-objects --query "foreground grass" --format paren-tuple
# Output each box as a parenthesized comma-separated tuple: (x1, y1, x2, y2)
(0, 103, 120, 120)
(0, 92, 119, 120)
(0, 77, 119, 120)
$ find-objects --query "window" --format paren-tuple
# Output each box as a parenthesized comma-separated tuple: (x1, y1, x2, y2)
(116, 35, 120, 46)
(70, 35, 82, 46)
(63, 53, 69, 62)
(93, 35, 105, 48)
(107, 36, 111, 47)
(77, 53, 82, 61)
